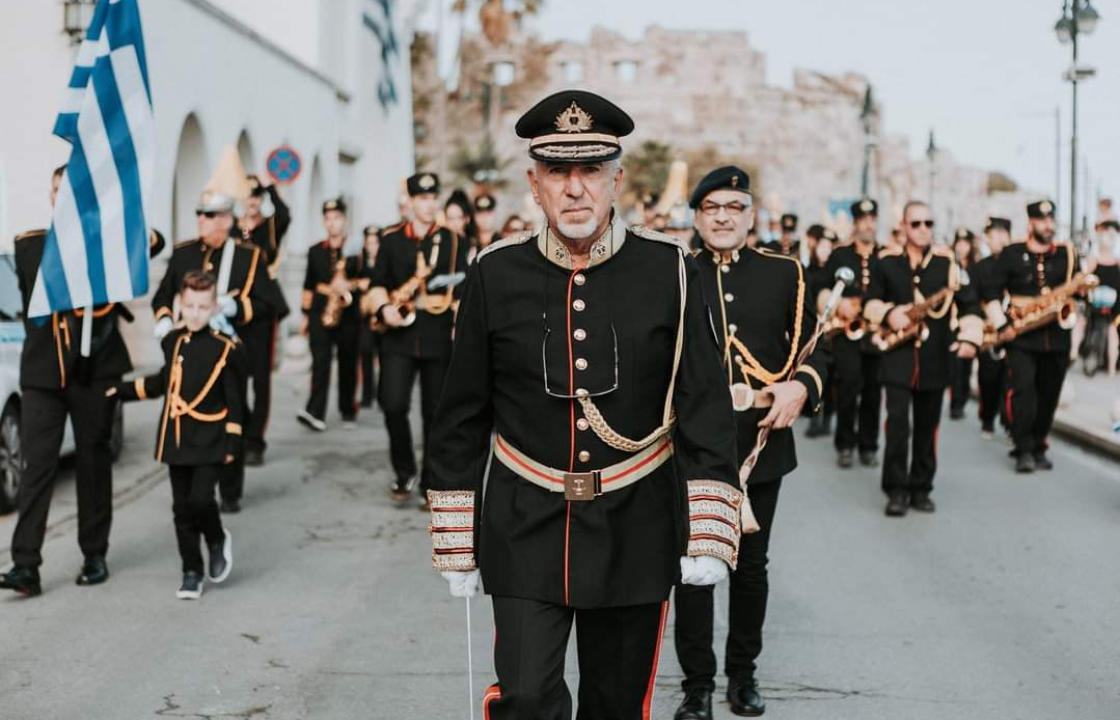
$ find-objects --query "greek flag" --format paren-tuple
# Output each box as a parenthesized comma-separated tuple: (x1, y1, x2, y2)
(29, 0, 155, 319)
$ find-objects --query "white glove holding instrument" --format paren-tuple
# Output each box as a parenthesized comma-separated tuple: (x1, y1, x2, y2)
(679, 555, 729, 586)
(441, 570, 481, 598)
(219, 294, 238, 318)
(153, 316, 174, 340)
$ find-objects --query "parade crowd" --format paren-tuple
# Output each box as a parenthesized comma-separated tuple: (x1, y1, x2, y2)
(3, 88, 1118, 719)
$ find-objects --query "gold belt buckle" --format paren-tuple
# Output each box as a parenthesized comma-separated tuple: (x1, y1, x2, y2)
(563, 471, 602, 501)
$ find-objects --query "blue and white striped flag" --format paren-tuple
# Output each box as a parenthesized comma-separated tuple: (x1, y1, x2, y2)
(29, 0, 155, 319)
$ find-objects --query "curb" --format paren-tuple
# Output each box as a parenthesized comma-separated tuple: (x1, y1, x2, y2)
(1051, 415, 1120, 460)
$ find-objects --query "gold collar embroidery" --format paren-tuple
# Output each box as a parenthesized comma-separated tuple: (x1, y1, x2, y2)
(538, 215, 627, 270)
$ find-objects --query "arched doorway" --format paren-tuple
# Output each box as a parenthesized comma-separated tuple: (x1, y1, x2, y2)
(171, 113, 208, 242)
(236, 130, 255, 175)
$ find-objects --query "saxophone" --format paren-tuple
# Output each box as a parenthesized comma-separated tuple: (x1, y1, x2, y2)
(368, 251, 432, 332)
(981, 273, 1099, 350)
(871, 286, 954, 352)
(320, 259, 353, 329)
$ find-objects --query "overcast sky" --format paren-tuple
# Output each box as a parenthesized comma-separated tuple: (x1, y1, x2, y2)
(418, 0, 1119, 225)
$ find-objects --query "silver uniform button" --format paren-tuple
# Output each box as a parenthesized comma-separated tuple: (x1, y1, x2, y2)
(724, 293, 734, 302)
(576, 418, 590, 431)
(575, 358, 588, 371)
(575, 388, 589, 398)
(573, 328, 587, 341)
(573, 299, 586, 312)
(728, 323, 738, 333)
(720, 265, 730, 274)
(578, 450, 591, 463)
(573, 273, 586, 286)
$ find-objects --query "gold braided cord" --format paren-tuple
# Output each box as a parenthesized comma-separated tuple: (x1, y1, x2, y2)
(577, 397, 675, 453)
(722, 256, 805, 385)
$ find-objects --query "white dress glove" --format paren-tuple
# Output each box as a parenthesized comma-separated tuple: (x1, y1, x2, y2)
(680, 555, 729, 586)
(441, 570, 481, 598)
(153, 316, 174, 340)
(219, 294, 238, 318)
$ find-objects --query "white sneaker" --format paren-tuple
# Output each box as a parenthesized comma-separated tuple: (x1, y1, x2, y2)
(176, 571, 204, 600)
(297, 410, 327, 432)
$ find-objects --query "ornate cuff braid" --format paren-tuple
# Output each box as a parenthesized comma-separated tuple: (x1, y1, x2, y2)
(685, 480, 743, 569)
(428, 490, 477, 571)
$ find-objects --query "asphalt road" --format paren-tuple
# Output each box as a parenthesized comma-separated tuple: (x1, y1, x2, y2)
(1, 366, 1118, 719)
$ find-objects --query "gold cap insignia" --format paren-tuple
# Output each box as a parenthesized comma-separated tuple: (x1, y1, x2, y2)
(419, 174, 436, 190)
(731, 175, 740, 188)
(860, 200, 874, 212)
(1040, 201, 1053, 214)
(477, 197, 492, 209)
(324, 201, 339, 210)
(555, 101, 593, 134)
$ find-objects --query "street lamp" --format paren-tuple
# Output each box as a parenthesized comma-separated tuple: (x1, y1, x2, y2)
(63, 0, 97, 44)
(926, 129, 938, 228)
(1055, 0, 1101, 244)
(859, 86, 877, 197)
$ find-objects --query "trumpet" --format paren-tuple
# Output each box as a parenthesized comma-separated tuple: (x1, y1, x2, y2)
(320, 259, 353, 329)
(981, 273, 1099, 351)
(826, 316, 867, 341)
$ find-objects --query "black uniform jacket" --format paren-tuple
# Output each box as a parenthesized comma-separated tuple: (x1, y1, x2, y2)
(115, 327, 246, 465)
(14, 229, 133, 390)
(864, 245, 982, 390)
(759, 238, 801, 260)
(368, 221, 470, 359)
(301, 241, 367, 326)
(237, 186, 291, 320)
(152, 238, 268, 328)
(980, 241, 1080, 353)
(426, 219, 740, 609)
(695, 246, 828, 482)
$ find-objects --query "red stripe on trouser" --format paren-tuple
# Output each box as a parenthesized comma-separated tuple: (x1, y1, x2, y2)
(482, 684, 501, 720)
(564, 270, 577, 606)
(641, 601, 670, 720)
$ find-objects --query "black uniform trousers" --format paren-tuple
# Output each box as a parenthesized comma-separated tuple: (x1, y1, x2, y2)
(306, 319, 360, 421)
(11, 381, 116, 568)
(359, 325, 379, 406)
(949, 357, 973, 415)
(240, 317, 275, 454)
(673, 478, 782, 692)
(486, 596, 668, 720)
(217, 369, 248, 506)
(832, 337, 881, 452)
(882, 385, 943, 495)
(977, 353, 1006, 431)
(1005, 348, 1068, 456)
(168, 464, 224, 574)
(377, 350, 449, 489)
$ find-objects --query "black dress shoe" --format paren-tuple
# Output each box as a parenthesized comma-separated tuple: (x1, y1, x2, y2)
(837, 449, 854, 468)
(885, 492, 909, 517)
(674, 688, 712, 720)
(727, 677, 765, 717)
(207, 530, 232, 583)
(909, 492, 936, 513)
(390, 479, 414, 504)
(220, 499, 241, 514)
(0, 566, 42, 596)
(76, 555, 109, 586)
(859, 450, 880, 467)
(949, 406, 965, 420)
(1015, 454, 1035, 474)
(1032, 451, 1054, 470)
(244, 448, 264, 467)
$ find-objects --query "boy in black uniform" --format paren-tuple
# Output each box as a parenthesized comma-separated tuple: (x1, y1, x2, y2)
(823, 199, 883, 468)
(235, 175, 292, 466)
(973, 217, 1012, 437)
(111, 271, 240, 599)
(982, 200, 1081, 472)
(152, 189, 268, 513)
(673, 167, 829, 719)
(863, 201, 983, 516)
(296, 198, 368, 430)
(368, 172, 469, 506)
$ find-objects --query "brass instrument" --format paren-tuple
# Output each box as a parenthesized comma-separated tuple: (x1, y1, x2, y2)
(826, 315, 867, 341)
(320, 259, 353, 329)
(871, 286, 953, 352)
(368, 251, 433, 332)
(981, 273, 1099, 351)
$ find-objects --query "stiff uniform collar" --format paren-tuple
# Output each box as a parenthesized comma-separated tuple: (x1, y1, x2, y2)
(538, 214, 627, 270)
(704, 245, 745, 264)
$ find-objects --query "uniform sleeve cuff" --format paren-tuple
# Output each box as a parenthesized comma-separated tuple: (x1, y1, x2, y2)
(864, 299, 893, 326)
(957, 315, 985, 347)
(154, 306, 173, 321)
(795, 365, 823, 408)
(428, 490, 477, 571)
(685, 480, 742, 569)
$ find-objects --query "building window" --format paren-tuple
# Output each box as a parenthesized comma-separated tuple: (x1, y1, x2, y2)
(492, 62, 515, 87)
(562, 61, 583, 83)
(614, 60, 638, 84)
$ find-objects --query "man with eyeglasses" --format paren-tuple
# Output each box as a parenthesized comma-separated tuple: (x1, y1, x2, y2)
(424, 90, 742, 720)
(672, 167, 828, 719)
(151, 188, 267, 513)
(981, 200, 1080, 473)
(823, 198, 884, 469)
(863, 201, 982, 517)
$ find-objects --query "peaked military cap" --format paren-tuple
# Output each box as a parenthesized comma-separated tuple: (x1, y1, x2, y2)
(822, 227, 839, 242)
(322, 196, 347, 215)
(363, 224, 381, 237)
(850, 198, 878, 220)
(689, 166, 751, 209)
(781, 213, 798, 231)
(954, 227, 976, 242)
(515, 89, 634, 163)
(985, 216, 1012, 233)
(805, 223, 825, 239)
(407, 172, 441, 197)
(196, 189, 235, 214)
(474, 194, 496, 212)
(641, 191, 661, 207)
(1027, 199, 1056, 219)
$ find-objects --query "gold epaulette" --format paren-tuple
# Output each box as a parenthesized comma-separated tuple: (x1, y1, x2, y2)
(174, 237, 200, 249)
(381, 220, 407, 235)
(753, 246, 801, 266)
(476, 231, 534, 261)
(210, 328, 240, 346)
(14, 228, 46, 243)
(931, 245, 954, 259)
(629, 224, 688, 252)
(878, 246, 904, 258)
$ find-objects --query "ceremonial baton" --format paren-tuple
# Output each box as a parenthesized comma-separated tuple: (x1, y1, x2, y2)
(736, 267, 855, 532)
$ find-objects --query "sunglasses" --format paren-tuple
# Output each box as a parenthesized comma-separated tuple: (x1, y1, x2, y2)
(196, 211, 220, 219)
(909, 220, 935, 229)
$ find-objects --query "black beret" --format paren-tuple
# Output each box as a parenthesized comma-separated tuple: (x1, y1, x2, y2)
(689, 166, 751, 209)
(1027, 199, 1056, 219)
(781, 213, 798, 231)
(322, 196, 347, 215)
(474, 194, 496, 212)
(362, 224, 381, 237)
(516, 89, 634, 163)
(407, 172, 441, 196)
(985, 217, 1012, 233)
(1097, 219, 1120, 232)
(850, 198, 878, 220)
(246, 174, 266, 197)
(954, 227, 976, 242)
(805, 223, 825, 240)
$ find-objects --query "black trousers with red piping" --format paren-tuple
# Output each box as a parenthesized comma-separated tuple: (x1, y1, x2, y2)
(1005, 347, 1068, 457)
(881, 385, 943, 496)
(484, 596, 668, 720)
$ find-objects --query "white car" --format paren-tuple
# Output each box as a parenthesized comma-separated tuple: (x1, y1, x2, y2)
(0, 254, 123, 513)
